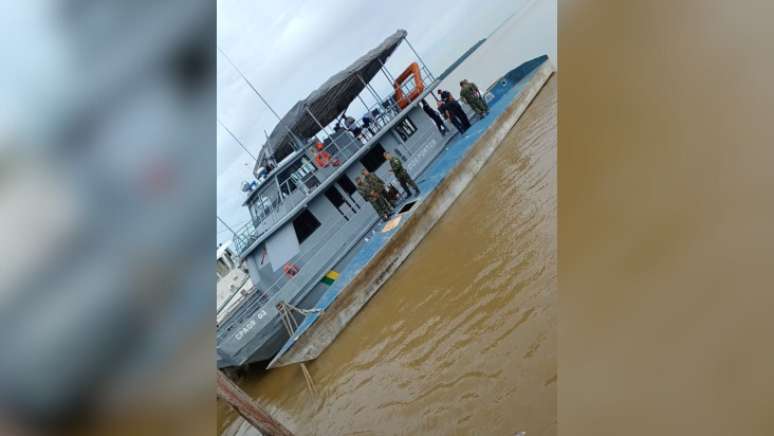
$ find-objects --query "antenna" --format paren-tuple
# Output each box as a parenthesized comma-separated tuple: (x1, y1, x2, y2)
(218, 47, 282, 121)
(218, 46, 305, 150)
(217, 215, 237, 238)
(218, 118, 257, 161)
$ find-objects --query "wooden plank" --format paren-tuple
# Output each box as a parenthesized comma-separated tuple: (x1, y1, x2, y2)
(216, 371, 294, 436)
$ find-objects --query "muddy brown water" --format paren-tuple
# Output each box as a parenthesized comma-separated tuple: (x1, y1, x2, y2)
(219, 76, 557, 436)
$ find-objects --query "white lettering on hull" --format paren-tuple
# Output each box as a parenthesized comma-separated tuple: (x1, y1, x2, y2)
(234, 308, 266, 341)
(407, 137, 438, 172)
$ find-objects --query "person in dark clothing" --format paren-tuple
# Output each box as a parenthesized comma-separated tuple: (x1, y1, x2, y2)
(437, 90, 470, 133)
(441, 91, 471, 131)
(420, 99, 448, 135)
(438, 99, 465, 134)
(361, 113, 375, 136)
(342, 114, 364, 142)
(451, 100, 470, 130)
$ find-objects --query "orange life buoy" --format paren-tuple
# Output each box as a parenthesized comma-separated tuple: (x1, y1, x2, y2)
(393, 63, 425, 109)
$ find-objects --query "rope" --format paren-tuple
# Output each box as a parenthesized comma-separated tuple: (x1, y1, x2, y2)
(277, 301, 318, 394)
(286, 303, 322, 316)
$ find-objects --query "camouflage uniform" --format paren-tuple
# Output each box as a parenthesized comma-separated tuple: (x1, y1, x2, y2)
(388, 156, 420, 196)
(460, 81, 489, 117)
(357, 175, 392, 220)
(367, 172, 395, 214)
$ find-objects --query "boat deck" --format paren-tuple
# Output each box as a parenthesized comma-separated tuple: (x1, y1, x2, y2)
(268, 59, 554, 369)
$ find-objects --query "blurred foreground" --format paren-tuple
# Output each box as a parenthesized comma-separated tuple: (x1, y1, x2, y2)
(0, 2, 215, 435)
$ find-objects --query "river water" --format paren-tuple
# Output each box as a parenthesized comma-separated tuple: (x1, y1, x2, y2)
(220, 2, 557, 434)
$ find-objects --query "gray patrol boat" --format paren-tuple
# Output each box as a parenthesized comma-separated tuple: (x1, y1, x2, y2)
(217, 30, 455, 368)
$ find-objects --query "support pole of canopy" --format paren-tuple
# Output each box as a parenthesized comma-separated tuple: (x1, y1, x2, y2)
(368, 83, 386, 109)
(357, 73, 383, 109)
(378, 63, 394, 88)
(218, 46, 305, 150)
(378, 66, 402, 115)
(218, 118, 257, 161)
(374, 68, 400, 114)
(304, 106, 345, 157)
(378, 58, 396, 83)
(357, 75, 387, 127)
(304, 107, 329, 137)
(356, 94, 370, 113)
(404, 36, 436, 82)
(357, 73, 397, 124)
(377, 60, 403, 115)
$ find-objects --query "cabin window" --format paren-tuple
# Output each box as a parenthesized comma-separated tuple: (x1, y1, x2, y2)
(360, 143, 386, 172)
(292, 208, 320, 244)
(249, 203, 258, 223)
(394, 116, 417, 141)
(250, 195, 273, 223)
(324, 186, 345, 208)
(336, 175, 357, 196)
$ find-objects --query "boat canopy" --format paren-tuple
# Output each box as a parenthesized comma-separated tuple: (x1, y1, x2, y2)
(262, 29, 407, 163)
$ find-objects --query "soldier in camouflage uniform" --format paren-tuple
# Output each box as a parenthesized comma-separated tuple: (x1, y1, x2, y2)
(384, 152, 420, 197)
(369, 169, 401, 207)
(356, 173, 392, 221)
(363, 169, 395, 212)
(355, 175, 384, 220)
(460, 79, 489, 117)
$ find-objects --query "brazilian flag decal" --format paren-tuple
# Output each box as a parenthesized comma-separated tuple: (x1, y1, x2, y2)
(320, 270, 339, 286)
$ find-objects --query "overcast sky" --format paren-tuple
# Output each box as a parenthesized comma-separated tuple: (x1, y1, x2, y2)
(217, 0, 552, 241)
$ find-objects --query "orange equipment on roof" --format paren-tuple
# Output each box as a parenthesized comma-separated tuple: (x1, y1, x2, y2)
(393, 62, 425, 109)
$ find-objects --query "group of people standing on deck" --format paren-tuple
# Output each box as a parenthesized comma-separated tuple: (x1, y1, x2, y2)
(355, 152, 420, 222)
(352, 79, 489, 221)
(420, 79, 490, 136)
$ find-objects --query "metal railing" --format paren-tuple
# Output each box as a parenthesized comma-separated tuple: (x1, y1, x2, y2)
(233, 136, 362, 254)
(233, 107, 412, 255)
(217, 212, 361, 338)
